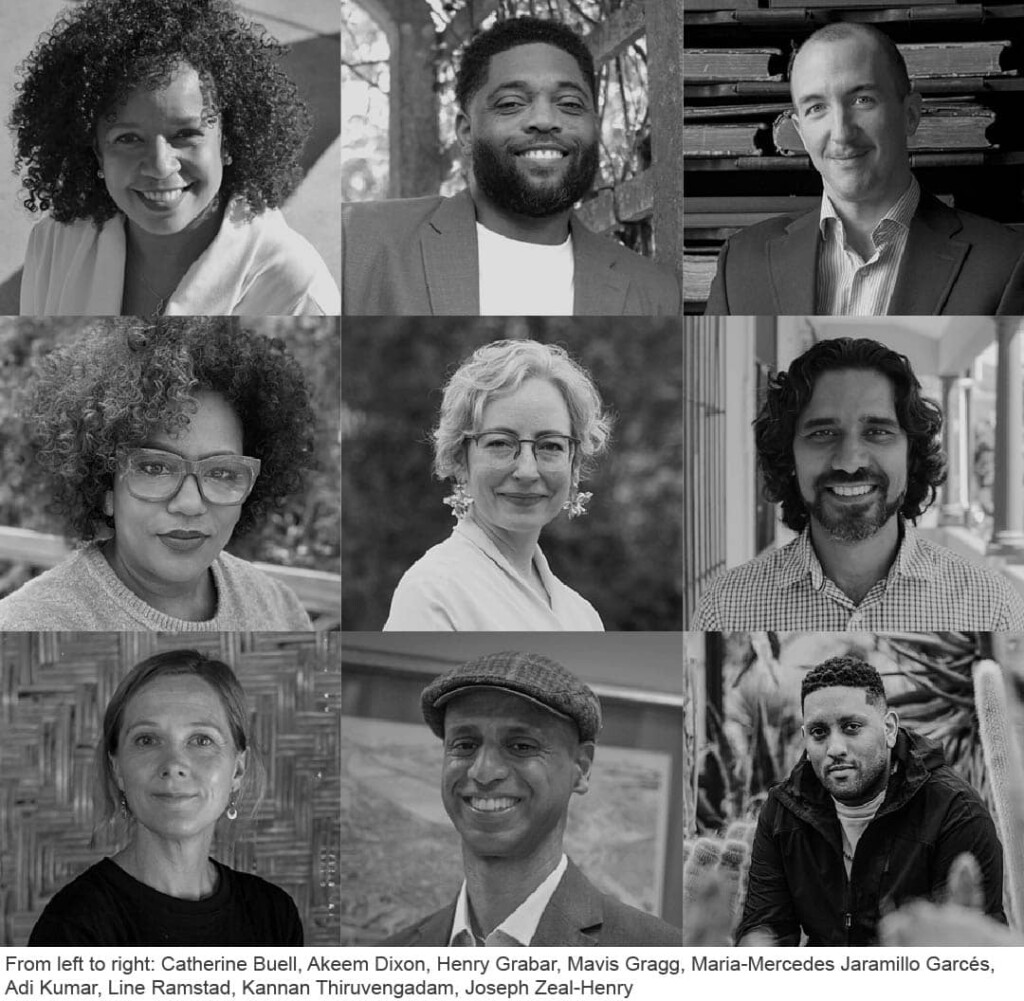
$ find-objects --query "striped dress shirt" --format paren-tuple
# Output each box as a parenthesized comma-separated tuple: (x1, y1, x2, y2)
(691, 521, 1024, 631)
(816, 177, 920, 316)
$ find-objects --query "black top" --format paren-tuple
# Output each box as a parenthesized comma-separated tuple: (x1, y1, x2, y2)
(28, 857, 303, 946)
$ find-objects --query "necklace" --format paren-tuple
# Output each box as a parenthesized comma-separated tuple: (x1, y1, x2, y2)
(135, 268, 171, 317)
(127, 257, 175, 317)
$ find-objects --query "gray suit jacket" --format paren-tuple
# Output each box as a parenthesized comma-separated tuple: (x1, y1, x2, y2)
(704, 191, 1024, 316)
(342, 190, 680, 316)
(384, 860, 682, 947)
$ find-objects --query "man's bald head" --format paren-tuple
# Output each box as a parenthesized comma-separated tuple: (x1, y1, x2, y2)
(790, 22, 911, 103)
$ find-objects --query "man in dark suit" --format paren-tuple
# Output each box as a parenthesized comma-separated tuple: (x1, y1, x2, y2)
(705, 22, 1024, 316)
(386, 651, 682, 947)
(342, 17, 679, 316)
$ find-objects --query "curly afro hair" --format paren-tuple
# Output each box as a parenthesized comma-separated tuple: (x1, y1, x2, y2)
(24, 318, 315, 542)
(801, 656, 887, 712)
(455, 15, 597, 112)
(10, 0, 311, 224)
(754, 337, 946, 532)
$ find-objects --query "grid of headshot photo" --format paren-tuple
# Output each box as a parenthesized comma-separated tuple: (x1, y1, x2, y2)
(0, 0, 1023, 997)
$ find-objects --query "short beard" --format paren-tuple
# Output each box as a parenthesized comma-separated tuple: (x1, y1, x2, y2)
(805, 472, 905, 543)
(470, 138, 599, 219)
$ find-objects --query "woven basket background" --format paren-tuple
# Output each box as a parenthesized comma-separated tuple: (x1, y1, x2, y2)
(0, 631, 340, 946)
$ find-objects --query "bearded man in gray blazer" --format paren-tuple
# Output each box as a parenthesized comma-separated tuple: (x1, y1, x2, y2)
(342, 17, 679, 317)
(385, 651, 682, 947)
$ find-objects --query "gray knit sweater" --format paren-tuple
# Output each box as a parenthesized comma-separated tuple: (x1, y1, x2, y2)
(0, 544, 313, 630)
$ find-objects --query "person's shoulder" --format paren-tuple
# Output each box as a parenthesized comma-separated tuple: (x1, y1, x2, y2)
(724, 210, 813, 250)
(597, 892, 682, 946)
(382, 904, 452, 946)
(912, 535, 1023, 602)
(28, 860, 121, 945)
(213, 552, 313, 629)
(921, 194, 1024, 250)
(216, 863, 303, 945)
(223, 866, 297, 909)
(0, 551, 103, 630)
(707, 539, 803, 592)
(342, 195, 449, 238)
(232, 207, 339, 313)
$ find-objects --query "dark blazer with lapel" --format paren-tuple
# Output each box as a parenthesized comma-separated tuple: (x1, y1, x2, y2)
(342, 190, 680, 316)
(704, 191, 1024, 316)
(384, 860, 682, 947)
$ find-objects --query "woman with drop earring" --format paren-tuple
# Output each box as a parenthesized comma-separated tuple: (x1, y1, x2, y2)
(384, 338, 611, 631)
(28, 649, 302, 945)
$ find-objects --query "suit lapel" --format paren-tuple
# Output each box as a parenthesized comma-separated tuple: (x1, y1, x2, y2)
(767, 211, 819, 313)
(571, 220, 630, 315)
(421, 191, 480, 315)
(531, 861, 601, 947)
(888, 194, 966, 315)
(405, 900, 457, 946)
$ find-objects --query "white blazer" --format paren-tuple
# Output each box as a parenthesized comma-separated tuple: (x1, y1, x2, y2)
(20, 198, 340, 316)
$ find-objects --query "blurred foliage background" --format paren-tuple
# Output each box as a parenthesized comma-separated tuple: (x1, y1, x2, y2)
(341, 317, 682, 631)
(0, 317, 339, 598)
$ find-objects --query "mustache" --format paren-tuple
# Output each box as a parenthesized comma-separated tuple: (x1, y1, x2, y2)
(813, 469, 889, 491)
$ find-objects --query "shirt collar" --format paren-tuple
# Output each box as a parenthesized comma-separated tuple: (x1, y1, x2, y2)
(448, 854, 568, 947)
(787, 518, 930, 590)
(818, 175, 920, 240)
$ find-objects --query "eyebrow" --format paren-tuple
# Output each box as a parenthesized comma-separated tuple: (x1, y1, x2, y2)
(104, 116, 206, 131)
(805, 713, 869, 727)
(124, 718, 228, 734)
(478, 426, 571, 436)
(139, 444, 242, 460)
(796, 83, 882, 109)
(799, 416, 901, 430)
(487, 80, 590, 99)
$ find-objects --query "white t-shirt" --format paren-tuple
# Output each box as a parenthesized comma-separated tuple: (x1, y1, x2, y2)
(476, 223, 574, 315)
(834, 785, 888, 878)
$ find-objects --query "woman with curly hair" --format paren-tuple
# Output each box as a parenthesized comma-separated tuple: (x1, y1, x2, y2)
(383, 338, 611, 630)
(0, 319, 317, 630)
(11, 0, 339, 316)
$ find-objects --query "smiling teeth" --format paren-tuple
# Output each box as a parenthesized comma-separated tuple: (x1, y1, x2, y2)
(521, 149, 563, 160)
(138, 189, 185, 203)
(469, 797, 517, 812)
(831, 484, 873, 497)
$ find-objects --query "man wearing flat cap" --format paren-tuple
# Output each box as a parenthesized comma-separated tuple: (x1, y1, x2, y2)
(386, 651, 682, 946)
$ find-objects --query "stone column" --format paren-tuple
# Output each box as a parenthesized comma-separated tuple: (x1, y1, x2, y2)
(939, 374, 965, 525)
(988, 318, 1024, 558)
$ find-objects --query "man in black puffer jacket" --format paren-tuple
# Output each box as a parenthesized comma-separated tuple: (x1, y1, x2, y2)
(735, 656, 1005, 946)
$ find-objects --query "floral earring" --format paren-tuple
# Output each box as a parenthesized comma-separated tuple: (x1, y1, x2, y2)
(563, 487, 593, 519)
(443, 481, 473, 520)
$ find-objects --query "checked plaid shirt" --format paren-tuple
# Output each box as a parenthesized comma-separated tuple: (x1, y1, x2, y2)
(692, 522, 1024, 631)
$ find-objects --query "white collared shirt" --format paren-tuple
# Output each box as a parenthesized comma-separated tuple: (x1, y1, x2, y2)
(448, 855, 569, 947)
(815, 176, 920, 315)
(383, 518, 603, 631)
(476, 223, 574, 316)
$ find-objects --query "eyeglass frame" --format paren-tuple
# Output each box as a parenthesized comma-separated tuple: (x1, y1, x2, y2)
(461, 429, 580, 466)
(116, 447, 262, 506)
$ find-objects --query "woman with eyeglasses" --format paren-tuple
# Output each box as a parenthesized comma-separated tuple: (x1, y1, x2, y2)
(0, 320, 315, 630)
(383, 338, 611, 631)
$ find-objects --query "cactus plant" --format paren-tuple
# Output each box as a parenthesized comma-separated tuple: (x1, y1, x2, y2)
(973, 659, 1024, 931)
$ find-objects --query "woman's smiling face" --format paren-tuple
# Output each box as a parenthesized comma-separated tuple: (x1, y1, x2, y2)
(95, 62, 225, 237)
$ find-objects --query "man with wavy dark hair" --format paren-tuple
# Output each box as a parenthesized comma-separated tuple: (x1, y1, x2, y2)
(735, 656, 1005, 946)
(694, 337, 1024, 630)
(342, 16, 678, 317)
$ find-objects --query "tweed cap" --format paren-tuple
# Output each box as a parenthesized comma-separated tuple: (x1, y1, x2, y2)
(421, 650, 602, 742)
